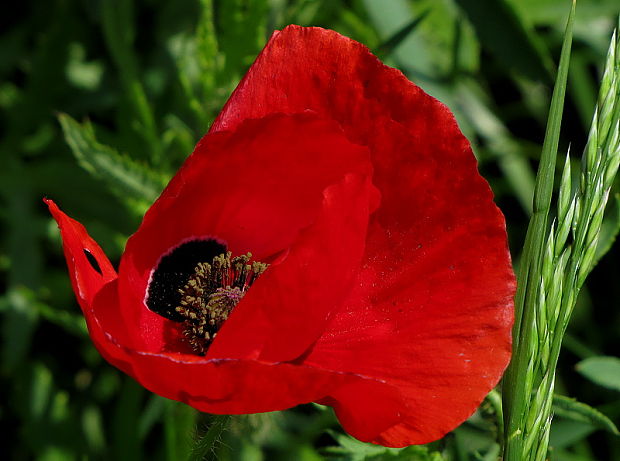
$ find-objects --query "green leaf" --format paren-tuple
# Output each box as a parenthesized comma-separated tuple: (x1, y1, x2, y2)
(368, 446, 444, 461)
(0, 159, 43, 288)
(324, 430, 443, 461)
(325, 430, 389, 459)
(376, 10, 430, 58)
(57, 113, 165, 208)
(553, 394, 619, 435)
(549, 419, 596, 450)
(163, 400, 197, 461)
(576, 356, 620, 392)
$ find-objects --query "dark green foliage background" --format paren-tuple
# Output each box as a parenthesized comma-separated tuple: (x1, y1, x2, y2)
(1, 0, 619, 460)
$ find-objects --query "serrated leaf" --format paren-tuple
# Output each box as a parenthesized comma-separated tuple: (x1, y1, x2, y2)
(57, 113, 165, 207)
(553, 394, 619, 435)
(576, 356, 620, 391)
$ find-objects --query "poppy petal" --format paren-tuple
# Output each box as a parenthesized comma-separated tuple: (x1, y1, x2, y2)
(90, 274, 401, 417)
(86, 276, 345, 412)
(45, 200, 134, 374)
(304, 218, 513, 445)
(207, 171, 379, 362)
(116, 113, 372, 355)
(110, 351, 344, 415)
(87, 279, 136, 377)
(46, 194, 403, 425)
(318, 378, 405, 443)
(45, 199, 116, 308)
(50, 25, 516, 447)
(208, 25, 515, 445)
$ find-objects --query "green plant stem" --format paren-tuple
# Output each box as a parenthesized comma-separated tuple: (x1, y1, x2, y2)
(502, 2, 576, 460)
(503, 10, 620, 461)
(188, 415, 231, 461)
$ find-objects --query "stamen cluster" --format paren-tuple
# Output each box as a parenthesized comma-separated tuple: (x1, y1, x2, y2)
(176, 252, 268, 354)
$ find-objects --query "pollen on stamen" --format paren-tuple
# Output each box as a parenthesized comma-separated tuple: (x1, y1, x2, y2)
(175, 252, 268, 355)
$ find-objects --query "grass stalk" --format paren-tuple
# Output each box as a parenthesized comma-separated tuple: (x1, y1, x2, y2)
(502, 11, 620, 459)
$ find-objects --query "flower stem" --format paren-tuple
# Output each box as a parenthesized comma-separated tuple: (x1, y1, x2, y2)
(188, 414, 231, 461)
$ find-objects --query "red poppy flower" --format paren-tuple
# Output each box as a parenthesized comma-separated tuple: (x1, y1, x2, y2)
(46, 25, 515, 446)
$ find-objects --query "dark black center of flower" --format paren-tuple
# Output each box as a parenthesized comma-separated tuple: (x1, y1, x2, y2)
(146, 239, 226, 322)
(146, 238, 268, 354)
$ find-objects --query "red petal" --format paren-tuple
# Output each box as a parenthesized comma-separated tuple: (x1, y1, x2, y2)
(207, 172, 379, 362)
(88, 277, 339, 411)
(318, 378, 404, 442)
(209, 26, 515, 445)
(117, 113, 372, 355)
(304, 218, 514, 445)
(45, 199, 116, 309)
(87, 280, 136, 377)
(109, 351, 346, 415)
(90, 261, 404, 418)
(45, 200, 135, 375)
(45, 199, 404, 422)
(51, 26, 515, 446)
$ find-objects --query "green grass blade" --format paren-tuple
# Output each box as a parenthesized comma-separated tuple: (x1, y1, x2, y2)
(505, 10, 620, 461)
(455, 0, 553, 83)
(502, 2, 576, 460)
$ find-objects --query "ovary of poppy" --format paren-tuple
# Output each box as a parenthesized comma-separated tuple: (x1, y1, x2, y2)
(46, 25, 515, 447)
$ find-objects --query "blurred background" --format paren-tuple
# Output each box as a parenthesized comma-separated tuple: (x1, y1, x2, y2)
(1, 0, 619, 460)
